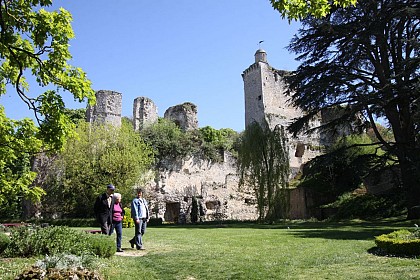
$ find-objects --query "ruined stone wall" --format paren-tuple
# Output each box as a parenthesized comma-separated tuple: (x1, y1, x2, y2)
(164, 102, 198, 131)
(133, 96, 158, 131)
(86, 90, 122, 127)
(146, 152, 258, 223)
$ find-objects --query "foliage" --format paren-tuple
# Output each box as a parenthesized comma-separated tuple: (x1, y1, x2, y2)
(39, 121, 154, 218)
(141, 118, 239, 164)
(325, 191, 406, 220)
(284, 0, 420, 214)
(0, 0, 95, 151)
(34, 253, 97, 270)
(199, 126, 240, 160)
(0, 0, 95, 220)
(0, 107, 46, 217)
(0, 232, 10, 253)
(87, 233, 115, 258)
(298, 134, 383, 196)
(270, 0, 357, 20)
(375, 228, 420, 256)
(2, 225, 114, 258)
(122, 207, 134, 228)
(63, 108, 87, 125)
(237, 120, 289, 222)
(140, 118, 194, 161)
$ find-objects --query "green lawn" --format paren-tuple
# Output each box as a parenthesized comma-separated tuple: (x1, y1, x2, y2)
(1, 220, 419, 280)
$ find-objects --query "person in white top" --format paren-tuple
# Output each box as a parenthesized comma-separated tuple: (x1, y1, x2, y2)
(129, 188, 149, 250)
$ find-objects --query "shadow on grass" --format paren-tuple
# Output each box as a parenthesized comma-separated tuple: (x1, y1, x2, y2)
(151, 218, 414, 241)
(367, 247, 420, 259)
(286, 228, 393, 240)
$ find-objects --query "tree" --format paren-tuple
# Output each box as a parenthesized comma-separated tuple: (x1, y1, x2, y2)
(40, 121, 154, 218)
(0, 0, 95, 150)
(299, 134, 384, 196)
(284, 0, 420, 216)
(0, 1, 94, 212)
(237, 120, 290, 222)
(0, 107, 45, 218)
(270, 0, 357, 20)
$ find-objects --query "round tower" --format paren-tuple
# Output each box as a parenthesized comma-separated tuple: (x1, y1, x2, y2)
(86, 90, 122, 127)
(133, 96, 158, 131)
(255, 49, 267, 63)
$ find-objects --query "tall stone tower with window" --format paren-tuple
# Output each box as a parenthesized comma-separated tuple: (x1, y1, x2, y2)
(242, 49, 322, 176)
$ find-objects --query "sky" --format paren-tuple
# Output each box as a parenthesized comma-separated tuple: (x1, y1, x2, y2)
(0, 0, 302, 132)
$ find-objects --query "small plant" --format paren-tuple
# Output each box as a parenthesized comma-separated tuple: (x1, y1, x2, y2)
(35, 253, 96, 270)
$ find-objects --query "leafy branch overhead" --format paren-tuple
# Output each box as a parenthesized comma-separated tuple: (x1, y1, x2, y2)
(270, 0, 357, 20)
(0, 0, 95, 150)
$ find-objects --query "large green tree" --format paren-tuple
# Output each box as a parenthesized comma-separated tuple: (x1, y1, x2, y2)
(284, 0, 420, 216)
(0, 0, 94, 211)
(238, 120, 290, 222)
(40, 121, 154, 218)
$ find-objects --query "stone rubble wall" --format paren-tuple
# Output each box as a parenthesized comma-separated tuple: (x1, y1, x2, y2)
(146, 152, 258, 223)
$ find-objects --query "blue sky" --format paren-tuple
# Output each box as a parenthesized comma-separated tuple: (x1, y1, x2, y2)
(0, 0, 301, 132)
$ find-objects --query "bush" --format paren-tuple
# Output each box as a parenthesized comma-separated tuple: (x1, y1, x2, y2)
(375, 228, 420, 256)
(0, 232, 10, 253)
(87, 234, 115, 258)
(122, 207, 134, 228)
(2, 225, 115, 258)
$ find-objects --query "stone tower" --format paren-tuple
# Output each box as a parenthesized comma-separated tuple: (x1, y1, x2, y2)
(242, 49, 322, 176)
(133, 97, 158, 131)
(164, 102, 198, 131)
(86, 90, 122, 127)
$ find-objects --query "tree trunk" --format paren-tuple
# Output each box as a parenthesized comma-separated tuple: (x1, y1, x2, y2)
(399, 153, 420, 219)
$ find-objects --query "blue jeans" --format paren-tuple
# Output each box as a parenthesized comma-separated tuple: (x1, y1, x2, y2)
(131, 218, 147, 249)
(110, 220, 123, 249)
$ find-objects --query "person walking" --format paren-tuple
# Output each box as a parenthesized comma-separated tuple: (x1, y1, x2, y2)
(110, 192, 125, 252)
(94, 184, 115, 234)
(129, 188, 149, 250)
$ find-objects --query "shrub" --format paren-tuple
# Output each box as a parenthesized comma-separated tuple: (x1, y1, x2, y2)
(87, 234, 115, 258)
(2, 225, 115, 258)
(0, 232, 10, 253)
(375, 228, 420, 256)
(122, 207, 134, 228)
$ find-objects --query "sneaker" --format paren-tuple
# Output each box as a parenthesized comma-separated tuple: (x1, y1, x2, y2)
(129, 239, 135, 249)
(117, 248, 123, 252)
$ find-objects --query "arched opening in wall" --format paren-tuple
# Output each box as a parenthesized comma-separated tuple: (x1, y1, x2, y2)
(164, 202, 180, 223)
(295, 142, 305, 157)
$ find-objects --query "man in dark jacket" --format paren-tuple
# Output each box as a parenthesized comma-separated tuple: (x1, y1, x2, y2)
(94, 184, 115, 234)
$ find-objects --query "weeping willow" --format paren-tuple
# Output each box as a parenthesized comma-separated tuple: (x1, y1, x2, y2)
(238, 120, 290, 222)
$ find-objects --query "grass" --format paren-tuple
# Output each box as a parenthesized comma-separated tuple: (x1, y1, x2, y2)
(1, 219, 419, 280)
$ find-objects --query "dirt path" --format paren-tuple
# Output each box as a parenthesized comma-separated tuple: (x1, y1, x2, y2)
(115, 247, 148, 257)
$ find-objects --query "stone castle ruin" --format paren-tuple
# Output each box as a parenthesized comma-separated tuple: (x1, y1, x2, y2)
(85, 49, 358, 221)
